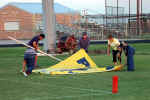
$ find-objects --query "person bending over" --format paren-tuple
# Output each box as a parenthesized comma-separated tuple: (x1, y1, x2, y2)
(107, 35, 122, 65)
(22, 34, 45, 76)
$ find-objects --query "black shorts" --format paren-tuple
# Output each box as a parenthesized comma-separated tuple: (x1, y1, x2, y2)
(112, 50, 122, 63)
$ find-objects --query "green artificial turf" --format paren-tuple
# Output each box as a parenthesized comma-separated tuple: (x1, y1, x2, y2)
(0, 43, 150, 100)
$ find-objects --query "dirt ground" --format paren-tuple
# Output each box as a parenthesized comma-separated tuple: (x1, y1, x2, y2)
(88, 50, 106, 54)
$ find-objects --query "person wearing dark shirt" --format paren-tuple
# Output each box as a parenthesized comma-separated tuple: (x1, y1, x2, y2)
(57, 35, 68, 53)
(79, 32, 90, 53)
(28, 34, 45, 49)
(22, 34, 45, 76)
(29, 34, 45, 67)
(120, 41, 135, 71)
(28, 36, 40, 48)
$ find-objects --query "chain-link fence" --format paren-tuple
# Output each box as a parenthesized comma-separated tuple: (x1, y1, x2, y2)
(105, 0, 150, 39)
(1, 1, 150, 42)
(54, 0, 150, 40)
(54, 11, 105, 40)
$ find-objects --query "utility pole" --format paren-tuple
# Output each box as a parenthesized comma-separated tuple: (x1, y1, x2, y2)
(105, 0, 107, 28)
(141, 0, 143, 34)
(42, 0, 56, 53)
(128, 0, 131, 34)
(117, 0, 119, 29)
(137, 0, 140, 36)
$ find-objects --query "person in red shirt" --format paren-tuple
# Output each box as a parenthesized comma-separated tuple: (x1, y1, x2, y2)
(65, 34, 77, 54)
(57, 35, 68, 53)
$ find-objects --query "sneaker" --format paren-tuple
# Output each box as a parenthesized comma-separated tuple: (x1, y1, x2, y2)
(22, 72, 28, 77)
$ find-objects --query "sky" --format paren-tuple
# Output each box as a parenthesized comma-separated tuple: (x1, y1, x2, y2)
(0, 0, 105, 14)
(53, 0, 105, 14)
(0, 0, 150, 14)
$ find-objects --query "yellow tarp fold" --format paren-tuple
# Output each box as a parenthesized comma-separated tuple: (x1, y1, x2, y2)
(33, 49, 122, 75)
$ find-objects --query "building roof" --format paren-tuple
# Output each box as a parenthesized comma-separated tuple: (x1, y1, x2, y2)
(6, 2, 76, 14)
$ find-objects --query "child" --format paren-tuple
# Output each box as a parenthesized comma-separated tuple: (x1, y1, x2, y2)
(107, 35, 122, 65)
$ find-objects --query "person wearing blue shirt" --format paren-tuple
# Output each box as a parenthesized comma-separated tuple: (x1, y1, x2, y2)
(22, 34, 45, 76)
(121, 41, 135, 71)
(79, 32, 90, 53)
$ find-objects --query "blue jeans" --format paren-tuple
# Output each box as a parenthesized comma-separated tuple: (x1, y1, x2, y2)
(24, 54, 36, 74)
(127, 55, 134, 71)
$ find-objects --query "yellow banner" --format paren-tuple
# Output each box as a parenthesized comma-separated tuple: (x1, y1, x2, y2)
(33, 49, 123, 75)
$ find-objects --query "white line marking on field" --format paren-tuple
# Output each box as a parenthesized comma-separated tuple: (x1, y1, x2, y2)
(63, 86, 112, 94)
(0, 78, 112, 94)
(46, 92, 112, 99)
(71, 74, 112, 82)
(44, 75, 112, 93)
(39, 76, 112, 94)
(45, 74, 112, 82)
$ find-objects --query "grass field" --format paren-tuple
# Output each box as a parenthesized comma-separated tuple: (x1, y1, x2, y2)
(0, 43, 150, 100)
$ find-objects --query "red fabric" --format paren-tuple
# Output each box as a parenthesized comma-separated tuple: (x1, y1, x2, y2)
(66, 36, 77, 49)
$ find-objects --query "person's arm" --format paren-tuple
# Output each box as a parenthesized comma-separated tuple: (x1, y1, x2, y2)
(87, 38, 90, 46)
(107, 45, 111, 56)
(32, 41, 38, 50)
(79, 39, 82, 48)
(85, 38, 90, 50)
(123, 47, 128, 65)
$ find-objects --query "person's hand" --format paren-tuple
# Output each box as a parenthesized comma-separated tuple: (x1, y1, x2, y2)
(107, 45, 110, 56)
(35, 47, 39, 51)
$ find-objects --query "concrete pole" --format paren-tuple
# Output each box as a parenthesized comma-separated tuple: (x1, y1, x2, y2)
(42, 0, 56, 53)
(128, 0, 131, 34)
(117, 0, 119, 29)
(105, 0, 107, 27)
(137, 0, 140, 36)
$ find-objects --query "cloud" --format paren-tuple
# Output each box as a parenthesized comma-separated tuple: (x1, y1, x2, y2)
(0, 0, 105, 14)
(1, 0, 150, 14)
(0, 0, 41, 7)
(55, 0, 105, 14)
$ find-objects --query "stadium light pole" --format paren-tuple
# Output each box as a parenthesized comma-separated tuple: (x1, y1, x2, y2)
(128, 0, 131, 34)
(141, 0, 143, 34)
(105, 0, 107, 28)
(117, 0, 119, 30)
(42, 0, 56, 53)
(137, 0, 140, 36)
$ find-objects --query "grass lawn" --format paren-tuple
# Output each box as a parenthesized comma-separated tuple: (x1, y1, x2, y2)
(0, 43, 150, 100)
